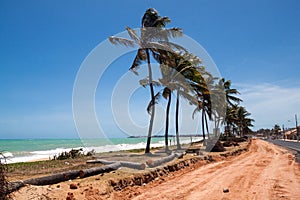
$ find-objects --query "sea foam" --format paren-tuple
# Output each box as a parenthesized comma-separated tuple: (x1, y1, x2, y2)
(1, 137, 201, 164)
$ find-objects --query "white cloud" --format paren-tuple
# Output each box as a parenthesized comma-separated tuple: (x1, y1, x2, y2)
(236, 83, 300, 130)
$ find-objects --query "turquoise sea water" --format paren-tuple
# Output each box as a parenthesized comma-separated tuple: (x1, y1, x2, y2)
(0, 138, 163, 163)
(1, 137, 199, 163)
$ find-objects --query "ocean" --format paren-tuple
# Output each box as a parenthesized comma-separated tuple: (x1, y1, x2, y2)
(0, 137, 200, 164)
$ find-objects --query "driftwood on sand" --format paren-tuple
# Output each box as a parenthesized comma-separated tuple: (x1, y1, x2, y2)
(24, 170, 80, 185)
(79, 162, 121, 178)
(8, 153, 182, 193)
(8, 163, 121, 192)
(146, 153, 183, 168)
(86, 159, 146, 170)
(7, 170, 80, 192)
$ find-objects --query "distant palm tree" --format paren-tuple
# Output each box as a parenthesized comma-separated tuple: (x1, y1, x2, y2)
(109, 8, 183, 153)
(236, 106, 254, 136)
(222, 78, 242, 106)
(219, 78, 242, 136)
(224, 104, 238, 136)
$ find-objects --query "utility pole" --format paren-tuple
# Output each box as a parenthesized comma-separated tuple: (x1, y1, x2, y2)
(296, 114, 299, 142)
(282, 124, 285, 141)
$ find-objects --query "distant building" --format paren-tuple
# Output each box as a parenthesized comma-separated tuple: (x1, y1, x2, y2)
(284, 127, 300, 140)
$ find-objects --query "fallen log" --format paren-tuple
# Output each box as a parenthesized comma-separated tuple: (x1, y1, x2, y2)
(79, 162, 121, 178)
(119, 161, 146, 170)
(23, 170, 80, 186)
(146, 153, 183, 168)
(86, 159, 146, 170)
(86, 159, 114, 165)
(6, 181, 25, 193)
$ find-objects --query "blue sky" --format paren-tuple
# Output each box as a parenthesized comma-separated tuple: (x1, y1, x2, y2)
(0, 0, 300, 139)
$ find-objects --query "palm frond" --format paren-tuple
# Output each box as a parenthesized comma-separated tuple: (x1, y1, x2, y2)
(226, 88, 240, 95)
(126, 27, 141, 45)
(227, 95, 243, 105)
(109, 36, 135, 47)
(153, 16, 171, 27)
(139, 77, 149, 87)
(148, 42, 174, 54)
(192, 102, 203, 119)
(161, 28, 183, 38)
(129, 49, 147, 75)
(148, 28, 183, 42)
(158, 41, 188, 53)
(162, 87, 171, 99)
(139, 78, 161, 88)
(152, 80, 161, 87)
(147, 92, 161, 114)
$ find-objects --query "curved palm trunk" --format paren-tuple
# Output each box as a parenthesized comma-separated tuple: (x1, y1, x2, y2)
(175, 90, 181, 150)
(201, 109, 206, 145)
(145, 49, 155, 154)
(165, 90, 171, 152)
(204, 112, 210, 139)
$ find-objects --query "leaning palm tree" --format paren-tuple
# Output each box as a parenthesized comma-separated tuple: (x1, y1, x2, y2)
(222, 78, 242, 106)
(109, 8, 183, 153)
(215, 78, 242, 136)
(235, 106, 254, 136)
(192, 74, 213, 145)
(224, 104, 238, 136)
(147, 60, 192, 152)
(145, 51, 203, 152)
(164, 52, 203, 150)
(174, 53, 206, 149)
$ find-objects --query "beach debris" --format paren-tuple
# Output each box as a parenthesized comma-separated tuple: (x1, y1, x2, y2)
(223, 188, 229, 193)
(23, 170, 80, 186)
(79, 162, 121, 178)
(146, 153, 183, 168)
(86, 159, 146, 170)
(6, 180, 25, 194)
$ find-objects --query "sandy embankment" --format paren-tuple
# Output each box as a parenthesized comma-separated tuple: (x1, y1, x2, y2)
(12, 139, 300, 200)
(117, 139, 300, 200)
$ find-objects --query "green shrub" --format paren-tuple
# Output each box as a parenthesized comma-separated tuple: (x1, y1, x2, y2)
(52, 149, 95, 160)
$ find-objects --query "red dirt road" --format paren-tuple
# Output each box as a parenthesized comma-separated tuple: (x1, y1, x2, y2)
(116, 139, 300, 200)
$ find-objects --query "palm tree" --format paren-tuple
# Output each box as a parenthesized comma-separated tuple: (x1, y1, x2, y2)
(163, 87, 172, 152)
(152, 57, 194, 152)
(235, 106, 254, 136)
(224, 104, 238, 136)
(169, 53, 203, 150)
(171, 53, 207, 149)
(109, 8, 183, 153)
(222, 78, 242, 106)
(217, 78, 242, 136)
(192, 73, 213, 145)
(149, 52, 203, 151)
(273, 124, 281, 137)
